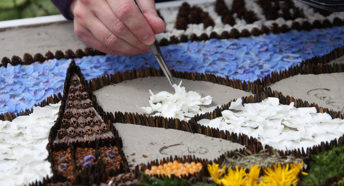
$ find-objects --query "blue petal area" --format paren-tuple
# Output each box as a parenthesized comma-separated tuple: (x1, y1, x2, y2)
(1, 26, 344, 114)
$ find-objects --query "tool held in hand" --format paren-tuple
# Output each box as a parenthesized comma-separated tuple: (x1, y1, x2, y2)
(149, 41, 175, 86)
(297, 0, 344, 12)
(135, 0, 175, 87)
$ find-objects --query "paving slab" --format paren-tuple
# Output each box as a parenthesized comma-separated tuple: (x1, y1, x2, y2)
(329, 55, 344, 65)
(270, 73, 344, 113)
(94, 76, 252, 114)
(114, 123, 243, 169)
(0, 21, 84, 59)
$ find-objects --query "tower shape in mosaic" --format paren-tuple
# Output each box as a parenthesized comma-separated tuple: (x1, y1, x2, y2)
(47, 61, 128, 183)
(53, 65, 114, 145)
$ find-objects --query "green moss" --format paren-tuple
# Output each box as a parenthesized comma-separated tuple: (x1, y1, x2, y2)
(302, 146, 344, 185)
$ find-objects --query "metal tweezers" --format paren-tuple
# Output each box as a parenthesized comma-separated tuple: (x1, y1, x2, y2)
(297, 0, 344, 11)
(135, 0, 175, 86)
(150, 41, 175, 86)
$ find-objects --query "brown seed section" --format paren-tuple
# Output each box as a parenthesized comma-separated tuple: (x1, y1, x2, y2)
(52, 148, 74, 181)
(215, 0, 258, 25)
(257, 0, 304, 20)
(175, 2, 215, 30)
(75, 147, 97, 168)
(99, 146, 123, 172)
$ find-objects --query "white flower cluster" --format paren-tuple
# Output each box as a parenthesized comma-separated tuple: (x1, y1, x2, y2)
(0, 103, 60, 186)
(142, 82, 214, 121)
(198, 97, 344, 151)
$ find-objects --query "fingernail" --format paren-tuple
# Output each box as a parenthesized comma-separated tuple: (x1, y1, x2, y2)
(142, 34, 155, 45)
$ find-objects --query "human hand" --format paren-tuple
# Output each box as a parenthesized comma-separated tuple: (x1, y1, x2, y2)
(71, 0, 166, 56)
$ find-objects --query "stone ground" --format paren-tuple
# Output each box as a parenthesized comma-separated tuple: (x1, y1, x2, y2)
(94, 77, 252, 114)
(0, 22, 83, 59)
(115, 123, 243, 168)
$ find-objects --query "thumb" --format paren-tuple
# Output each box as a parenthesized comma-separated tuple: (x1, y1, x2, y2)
(136, 0, 166, 34)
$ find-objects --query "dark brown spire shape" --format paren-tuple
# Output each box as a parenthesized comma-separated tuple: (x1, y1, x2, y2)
(45, 61, 128, 183)
(49, 61, 114, 147)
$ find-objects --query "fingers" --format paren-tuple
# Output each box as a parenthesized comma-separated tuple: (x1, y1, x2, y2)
(106, 0, 155, 45)
(80, 0, 150, 52)
(136, 0, 166, 34)
(84, 17, 143, 55)
(71, 0, 162, 56)
(72, 0, 146, 55)
(74, 24, 120, 55)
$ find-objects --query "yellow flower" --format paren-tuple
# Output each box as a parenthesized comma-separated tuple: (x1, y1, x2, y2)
(290, 162, 308, 176)
(221, 166, 247, 186)
(259, 162, 304, 186)
(246, 165, 260, 186)
(207, 163, 226, 184)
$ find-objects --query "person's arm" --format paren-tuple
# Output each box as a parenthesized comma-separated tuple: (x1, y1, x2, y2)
(52, 0, 165, 56)
(51, 0, 74, 20)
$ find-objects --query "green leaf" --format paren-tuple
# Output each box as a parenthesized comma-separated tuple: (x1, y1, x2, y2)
(0, 0, 59, 21)
(0, 9, 20, 21)
(302, 146, 344, 185)
(0, 0, 28, 9)
(193, 183, 217, 186)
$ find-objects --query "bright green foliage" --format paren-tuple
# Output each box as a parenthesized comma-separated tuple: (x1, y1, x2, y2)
(0, 0, 59, 21)
(302, 146, 344, 185)
(0, 0, 28, 9)
(139, 175, 190, 186)
(193, 183, 217, 186)
(138, 173, 215, 186)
